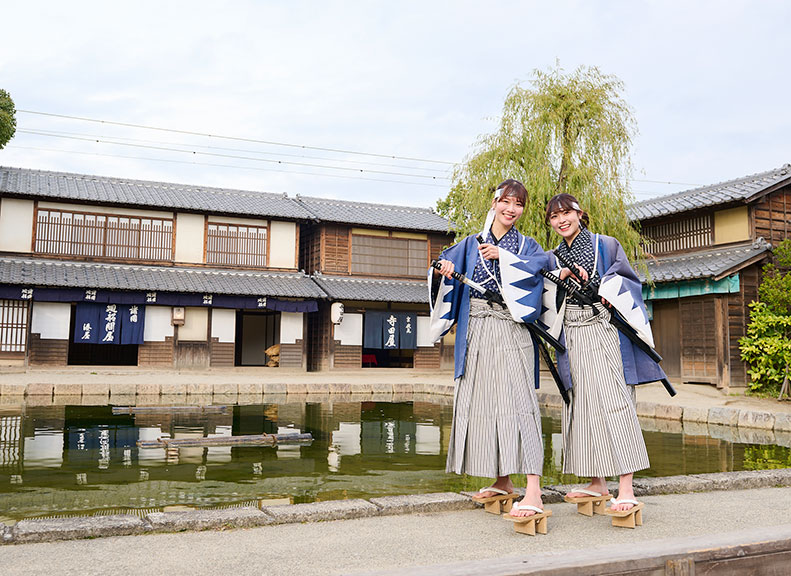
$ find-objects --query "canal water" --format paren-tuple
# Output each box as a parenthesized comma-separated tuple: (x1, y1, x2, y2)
(1, 400, 790, 523)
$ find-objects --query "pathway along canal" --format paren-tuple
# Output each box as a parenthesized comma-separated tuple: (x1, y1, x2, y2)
(1, 400, 790, 523)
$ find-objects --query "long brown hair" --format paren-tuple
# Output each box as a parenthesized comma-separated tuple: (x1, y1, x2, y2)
(545, 193, 589, 227)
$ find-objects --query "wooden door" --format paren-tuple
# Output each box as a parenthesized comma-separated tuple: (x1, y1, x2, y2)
(650, 299, 681, 379)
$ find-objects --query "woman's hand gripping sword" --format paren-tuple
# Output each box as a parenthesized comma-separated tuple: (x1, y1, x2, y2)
(431, 259, 569, 404)
(542, 251, 677, 397)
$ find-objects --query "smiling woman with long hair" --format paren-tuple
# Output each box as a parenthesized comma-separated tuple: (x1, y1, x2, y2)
(429, 179, 549, 519)
(543, 192, 666, 518)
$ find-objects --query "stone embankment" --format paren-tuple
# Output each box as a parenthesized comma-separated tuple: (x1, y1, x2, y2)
(3, 468, 791, 545)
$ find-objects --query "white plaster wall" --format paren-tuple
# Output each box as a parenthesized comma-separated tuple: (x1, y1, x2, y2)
(143, 306, 174, 342)
(38, 201, 173, 219)
(334, 313, 362, 346)
(280, 312, 303, 344)
(30, 302, 71, 339)
(269, 221, 297, 268)
(416, 316, 434, 347)
(174, 213, 205, 263)
(211, 309, 236, 343)
(0, 198, 34, 253)
(207, 215, 268, 227)
(180, 307, 208, 341)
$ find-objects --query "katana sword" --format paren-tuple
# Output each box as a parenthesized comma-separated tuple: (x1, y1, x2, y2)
(545, 250, 677, 397)
(430, 259, 570, 404)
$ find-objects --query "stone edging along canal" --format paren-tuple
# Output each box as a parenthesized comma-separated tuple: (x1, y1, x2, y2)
(2, 468, 791, 545)
(3, 380, 791, 434)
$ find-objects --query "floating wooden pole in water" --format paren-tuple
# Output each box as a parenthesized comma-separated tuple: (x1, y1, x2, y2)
(137, 432, 313, 449)
(112, 406, 229, 415)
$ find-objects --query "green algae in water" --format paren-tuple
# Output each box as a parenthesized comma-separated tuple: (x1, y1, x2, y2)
(0, 402, 788, 522)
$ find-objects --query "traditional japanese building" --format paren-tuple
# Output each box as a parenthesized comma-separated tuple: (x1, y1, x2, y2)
(296, 195, 454, 370)
(0, 166, 454, 371)
(633, 163, 790, 389)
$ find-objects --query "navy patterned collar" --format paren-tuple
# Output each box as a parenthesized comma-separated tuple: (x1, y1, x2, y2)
(556, 226, 600, 304)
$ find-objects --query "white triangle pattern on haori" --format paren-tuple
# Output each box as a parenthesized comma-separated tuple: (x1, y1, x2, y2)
(598, 274, 655, 348)
(427, 267, 455, 343)
(499, 249, 537, 324)
(539, 272, 565, 340)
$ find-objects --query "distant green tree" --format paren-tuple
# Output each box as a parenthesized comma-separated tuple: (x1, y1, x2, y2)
(437, 65, 642, 257)
(0, 89, 16, 149)
(740, 239, 791, 395)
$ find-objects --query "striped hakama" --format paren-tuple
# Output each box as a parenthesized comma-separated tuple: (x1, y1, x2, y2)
(561, 303, 650, 477)
(446, 299, 544, 477)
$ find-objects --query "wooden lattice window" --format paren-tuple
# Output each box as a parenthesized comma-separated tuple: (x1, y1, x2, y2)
(0, 300, 28, 353)
(206, 222, 268, 267)
(641, 214, 712, 255)
(35, 209, 173, 261)
(351, 234, 428, 277)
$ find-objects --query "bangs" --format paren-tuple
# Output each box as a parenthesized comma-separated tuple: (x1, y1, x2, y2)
(496, 179, 527, 205)
(545, 193, 581, 222)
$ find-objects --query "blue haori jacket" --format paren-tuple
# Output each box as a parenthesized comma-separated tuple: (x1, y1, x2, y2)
(427, 231, 548, 381)
(539, 233, 667, 390)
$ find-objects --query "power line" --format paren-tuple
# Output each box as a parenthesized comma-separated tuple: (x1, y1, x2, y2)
(21, 128, 452, 174)
(8, 144, 450, 189)
(16, 110, 701, 189)
(18, 130, 452, 181)
(18, 109, 456, 165)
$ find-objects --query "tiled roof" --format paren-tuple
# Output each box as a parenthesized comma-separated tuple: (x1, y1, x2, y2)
(629, 164, 791, 221)
(294, 195, 452, 233)
(0, 166, 314, 220)
(0, 257, 326, 298)
(639, 239, 772, 283)
(312, 274, 428, 303)
(0, 166, 455, 233)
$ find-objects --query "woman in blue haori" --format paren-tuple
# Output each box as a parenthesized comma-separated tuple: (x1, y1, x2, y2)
(429, 179, 548, 518)
(541, 193, 666, 516)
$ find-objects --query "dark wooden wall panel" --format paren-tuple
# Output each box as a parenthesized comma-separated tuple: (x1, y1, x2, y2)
(307, 303, 331, 371)
(414, 344, 441, 370)
(753, 186, 791, 244)
(175, 342, 209, 370)
(430, 233, 453, 261)
(28, 334, 68, 366)
(209, 339, 234, 367)
(727, 265, 761, 386)
(138, 338, 174, 367)
(279, 341, 304, 368)
(680, 296, 718, 382)
(323, 225, 350, 274)
(299, 224, 321, 275)
(334, 344, 361, 368)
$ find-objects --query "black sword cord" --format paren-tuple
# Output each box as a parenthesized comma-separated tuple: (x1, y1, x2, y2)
(545, 251, 677, 397)
(431, 259, 570, 404)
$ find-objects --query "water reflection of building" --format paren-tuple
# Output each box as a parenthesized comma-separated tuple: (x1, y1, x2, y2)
(0, 414, 23, 474)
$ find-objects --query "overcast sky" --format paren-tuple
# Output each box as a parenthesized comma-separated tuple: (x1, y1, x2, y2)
(1, 1, 789, 209)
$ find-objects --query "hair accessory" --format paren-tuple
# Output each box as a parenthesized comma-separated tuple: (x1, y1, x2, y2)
(570, 202, 580, 211)
(479, 187, 506, 239)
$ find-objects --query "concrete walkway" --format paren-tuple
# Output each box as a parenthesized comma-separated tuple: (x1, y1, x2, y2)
(4, 367, 791, 574)
(1, 484, 791, 576)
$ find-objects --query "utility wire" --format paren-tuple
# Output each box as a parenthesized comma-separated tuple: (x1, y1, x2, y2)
(18, 109, 455, 165)
(8, 144, 450, 189)
(18, 130, 452, 181)
(21, 128, 452, 174)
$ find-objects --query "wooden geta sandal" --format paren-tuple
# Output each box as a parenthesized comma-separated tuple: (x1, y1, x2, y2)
(503, 502, 552, 536)
(604, 498, 644, 528)
(563, 489, 611, 517)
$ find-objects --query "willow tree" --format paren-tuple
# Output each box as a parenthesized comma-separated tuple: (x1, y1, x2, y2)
(0, 89, 16, 149)
(438, 65, 642, 257)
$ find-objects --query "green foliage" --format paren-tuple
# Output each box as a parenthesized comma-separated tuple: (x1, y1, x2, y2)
(739, 239, 791, 394)
(437, 65, 643, 258)
(0, 89, 16, 149)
